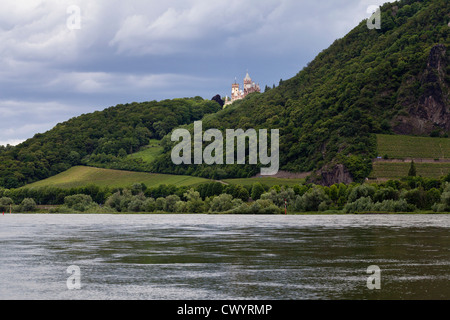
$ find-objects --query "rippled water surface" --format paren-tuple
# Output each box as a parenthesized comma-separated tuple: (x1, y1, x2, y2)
(0, 214, 449, 300)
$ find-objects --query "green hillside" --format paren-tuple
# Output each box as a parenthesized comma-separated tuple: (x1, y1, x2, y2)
(0, 98, 221, 188)
(126, 140, 163, 163)
(24, 166, 210, 189)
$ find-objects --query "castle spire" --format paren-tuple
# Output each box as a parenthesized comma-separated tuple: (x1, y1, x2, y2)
(244, 71, 251, 82)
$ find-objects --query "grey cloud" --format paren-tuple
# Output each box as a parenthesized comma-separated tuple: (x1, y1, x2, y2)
(0, 0, 388, 146)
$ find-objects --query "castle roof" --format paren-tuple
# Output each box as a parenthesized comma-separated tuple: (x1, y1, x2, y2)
(244, 72, 251, 81)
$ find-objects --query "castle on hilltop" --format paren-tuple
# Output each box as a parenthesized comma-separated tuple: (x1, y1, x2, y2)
(224, 72, 260, 107)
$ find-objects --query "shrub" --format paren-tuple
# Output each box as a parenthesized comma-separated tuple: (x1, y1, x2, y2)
(175, 201, 188, 213)
(20, 198, 37, 212)
(444, 172, 450, 183)
(164, 195, 181, 213)
(373, 187, 399, 202)
(209, 194, 235, 213)
(227, 199, 281, 215)
(372, 199, 411, 212)
(344, 197, 373, 213)
(433, 183, 450, 212)
(184, 189, 205, 213)
(347, 184, 376, 202)
(292, 187, 330, 212)
(64, 194, 94, 212)
(251, 183, 266, 200)
(344, 197, 415, 213)
(401, 188, 427, 209)
(105, 190, 137, 212)
(143, 198, 156, 212)
(127, 197, 145, 212)
(155, 197, 166, 211)
(426, 188, 441, 209)
(261, 187, 296, 208)
(0, 197, 14, 212)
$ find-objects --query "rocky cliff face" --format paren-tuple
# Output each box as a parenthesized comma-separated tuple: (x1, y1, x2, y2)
(393, 44, 449, 135)
(314, 163, 354, 186)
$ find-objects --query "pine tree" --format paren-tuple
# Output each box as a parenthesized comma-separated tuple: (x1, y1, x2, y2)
(408, 160, 417, 177)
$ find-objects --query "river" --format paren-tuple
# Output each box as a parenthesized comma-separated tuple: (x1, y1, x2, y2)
(0, 214, 448, 300)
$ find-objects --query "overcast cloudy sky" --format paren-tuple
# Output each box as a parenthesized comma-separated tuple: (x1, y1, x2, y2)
(0, 0, 388, 146)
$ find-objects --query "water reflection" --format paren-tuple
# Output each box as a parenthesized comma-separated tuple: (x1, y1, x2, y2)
(0, 214, 448, 300)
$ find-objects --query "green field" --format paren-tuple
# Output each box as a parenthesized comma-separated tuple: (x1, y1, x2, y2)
(376, 134, 450, 159)
(127, 139, 163, 163)
(24, 166, 210, 189)
(370, 162, 450, 180)
(223, 177, 306, 187)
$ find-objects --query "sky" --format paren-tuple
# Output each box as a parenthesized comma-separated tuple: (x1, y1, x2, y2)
(0, 0, 388, 146)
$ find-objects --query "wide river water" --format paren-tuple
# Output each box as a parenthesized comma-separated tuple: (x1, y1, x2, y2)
(0, 214, 448, 300)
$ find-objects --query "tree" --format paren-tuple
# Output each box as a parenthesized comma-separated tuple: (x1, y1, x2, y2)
(184, 189, 205, 213)
(211, 95, 224, 108)
(432, 183, 450, 212)
(251, 183, 265, 200)
(408, 160, 417, 177)
(236, 186, 250, 202)
(293, 187, 330, 212)
(0, 197, 14, 212)
(64, 194, 94, 212)
(165, 195, 181, 212)
(209, 194, 235, 213)
(20, 198, 37, 212)
(118, 148, 127, 158)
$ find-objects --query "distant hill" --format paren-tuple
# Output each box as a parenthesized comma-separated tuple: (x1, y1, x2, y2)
(0, 98, 221, 188)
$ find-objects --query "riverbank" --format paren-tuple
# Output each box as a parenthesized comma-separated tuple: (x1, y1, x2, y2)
(5, 209, 448, 215)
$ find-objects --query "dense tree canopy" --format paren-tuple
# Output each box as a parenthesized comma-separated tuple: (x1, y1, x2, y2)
(152, 0, 449, 183)
(0, 98, 221, 188)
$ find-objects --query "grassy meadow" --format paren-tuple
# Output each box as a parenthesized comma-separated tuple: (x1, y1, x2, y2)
(24, 166, 210, 189)
(126, 139, 163, 163)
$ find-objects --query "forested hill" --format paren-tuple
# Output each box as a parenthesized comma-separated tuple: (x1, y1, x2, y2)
(153, 0, 449, 185)
(0, 98, 221, 188)
(0, 0, 448, 188)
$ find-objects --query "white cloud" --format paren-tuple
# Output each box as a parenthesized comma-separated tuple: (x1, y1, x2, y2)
(0, 100, 71, 117)
(0, 99, 77, 145)
(0, 139, 26, 147)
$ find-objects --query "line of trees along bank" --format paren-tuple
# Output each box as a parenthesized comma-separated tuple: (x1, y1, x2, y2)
(1, 174, 450, 213)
